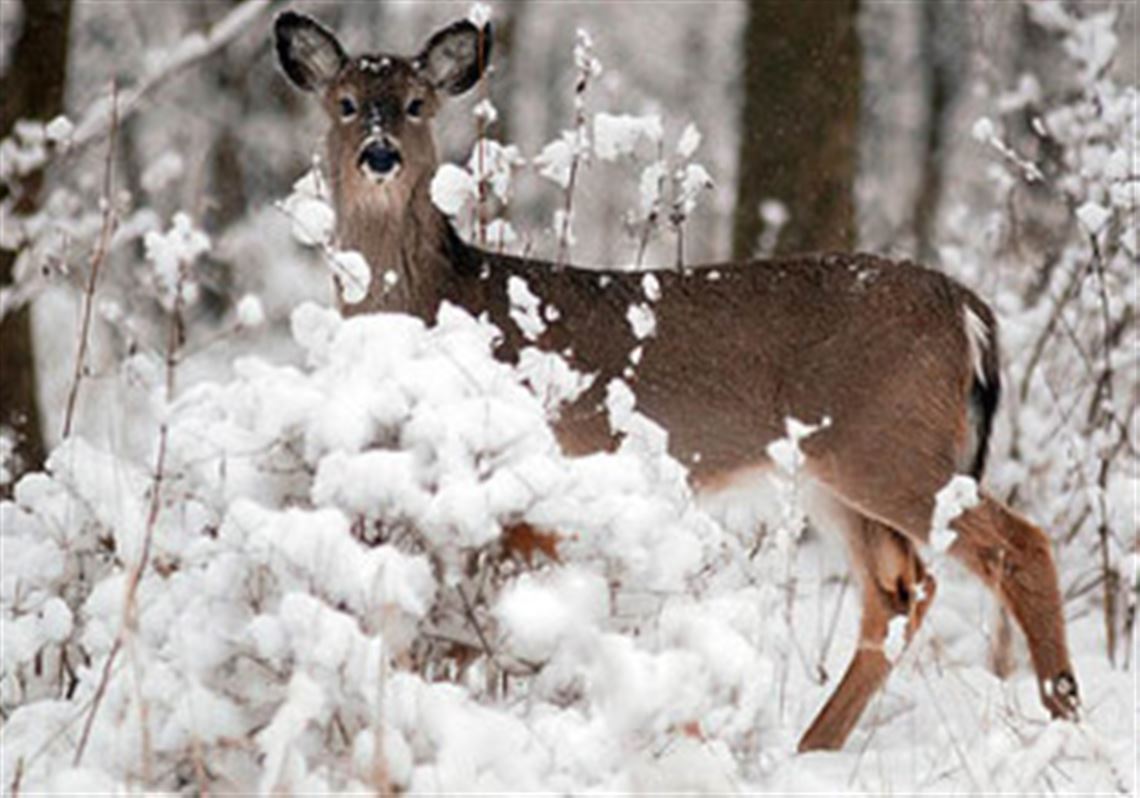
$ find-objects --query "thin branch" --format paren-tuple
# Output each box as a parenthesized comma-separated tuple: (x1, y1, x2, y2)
(61, 84, 119, 440)
(69, 0, 280, 155)
(72, 637, 121, 766)
(72, 253, 187, 772)
(1087, 233, 1121, 664)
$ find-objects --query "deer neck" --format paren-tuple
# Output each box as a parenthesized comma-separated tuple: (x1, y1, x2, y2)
(334, 166, 468, 319)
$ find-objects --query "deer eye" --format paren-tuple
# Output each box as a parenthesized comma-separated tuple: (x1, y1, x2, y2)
(406, 98, 425, 119)
(338, 97, 357, 119)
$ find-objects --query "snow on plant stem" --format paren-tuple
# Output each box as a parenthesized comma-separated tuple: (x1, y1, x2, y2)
(279, 165, 373, 304)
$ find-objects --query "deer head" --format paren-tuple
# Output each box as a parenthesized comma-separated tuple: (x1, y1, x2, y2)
(275, 12, 491, 216)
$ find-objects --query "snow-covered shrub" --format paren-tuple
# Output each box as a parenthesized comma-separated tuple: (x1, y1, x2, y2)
(945, 2, 1137, 664)
(2, 295, 796, 791)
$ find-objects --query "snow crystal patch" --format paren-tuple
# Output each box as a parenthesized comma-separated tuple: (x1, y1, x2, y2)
(431, 163, 478, 216)
(971, 116, 997, 143)
(495, 569, 606, 662)
(638, 161, 667, 217)
(765, 416, 830, 476)
(641, 273, 661, 303)
(44, 115, 74, 144)
(468, 2, 492, 27)
(594, 113, 664, 161)
(534, 133, 576, 189)
(676, 162, 714, 215)
(330, 250, 372, 305)
(472, 97, 498, 126)
(280, 169, 335, 247)
(467, 139, 522, 203)
(884, 615, 908, 661)
(517, 347, 594, 411)
(676, 123, 702, 159)
(144, 212, 209, 311)
(508, 275, 546, 341)
(485, 218, 518, 251)
(236, 293, 265, 328)
(626, 302, 656, 340)
(1076, 200, 1110, 234)
(930, 475, 980, 553)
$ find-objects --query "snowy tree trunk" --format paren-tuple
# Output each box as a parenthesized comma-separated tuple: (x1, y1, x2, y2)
(0, 0, 73, 490)
(731, 0, 861, 259)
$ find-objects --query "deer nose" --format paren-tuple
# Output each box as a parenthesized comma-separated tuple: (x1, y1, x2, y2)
(358, 141, 402, 180)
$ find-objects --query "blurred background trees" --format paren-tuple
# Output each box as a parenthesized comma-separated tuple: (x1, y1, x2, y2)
(0, 0, 72, 493)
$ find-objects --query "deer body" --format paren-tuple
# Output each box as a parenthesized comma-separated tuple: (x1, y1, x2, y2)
(276, 11, 1079, 752)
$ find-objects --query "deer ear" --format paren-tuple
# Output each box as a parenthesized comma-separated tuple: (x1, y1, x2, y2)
(415, 20, 492, 96)
(275, 12, 347, 92)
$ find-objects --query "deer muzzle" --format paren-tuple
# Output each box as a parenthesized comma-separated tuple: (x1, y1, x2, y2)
(358, 138, 402, 182)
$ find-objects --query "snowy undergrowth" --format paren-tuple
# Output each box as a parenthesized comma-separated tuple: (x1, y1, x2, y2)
(2, 296, 1133, 793)
(1, 299, 740, 792)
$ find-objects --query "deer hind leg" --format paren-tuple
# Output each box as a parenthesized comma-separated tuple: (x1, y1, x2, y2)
(798, 516, 936, 752)
(949, 493, 1079, 719)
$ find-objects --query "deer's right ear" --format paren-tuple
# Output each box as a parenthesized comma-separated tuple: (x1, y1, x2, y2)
(274, 12, 347, 92)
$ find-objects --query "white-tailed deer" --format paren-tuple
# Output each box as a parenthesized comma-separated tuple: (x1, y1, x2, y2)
(274, 12, 1079, 751)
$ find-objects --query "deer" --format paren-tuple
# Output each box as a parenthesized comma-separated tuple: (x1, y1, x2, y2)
(273, 11, 1080, 752)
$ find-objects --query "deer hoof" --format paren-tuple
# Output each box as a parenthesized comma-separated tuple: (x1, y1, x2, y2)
(1042, 670, 1080, 720)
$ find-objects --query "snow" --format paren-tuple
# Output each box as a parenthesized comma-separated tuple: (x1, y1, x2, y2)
(330, 250, 371, 305)
(140, 151, 185, 194)
(143, 211, 210, 311)
(466, 138, 522, 203)
(44, 115, 74, 144)
(3, 3, 1136, 794)
(430, 162, 478, 216)
(485, 218, 518, 250)
(235, 293, 265, 328)
(594, 112, 664, 161)
(625, 301, 656, 340)
(472, 98, 498, 126)
(468, 2, 492, 28)
(676, 162, 714, 215)
(676, 122, 702, 158)
(765, 416, 830, 476)
(507, 275, 546, 341)
(883, 615, 908, 661)
(280, 169, 336, 247)
(641, 272, 661, 302)
(533, 133, 576, 189)
(638, 161, 667, 217)
(1076, 200, 1111, 234)
(930, 474, 980, 553)
(971, 115, 996, 143)
(1, 296, 1134, 792)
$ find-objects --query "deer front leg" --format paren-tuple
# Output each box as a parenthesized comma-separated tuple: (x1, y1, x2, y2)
(949, 494, 1079, 720)
(798, 521, 936, 752)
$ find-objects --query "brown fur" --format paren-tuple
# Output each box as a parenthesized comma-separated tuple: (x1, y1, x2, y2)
(275, 13, 1079, 751)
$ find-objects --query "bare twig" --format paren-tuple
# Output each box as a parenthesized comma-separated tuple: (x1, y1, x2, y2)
(475, 26, 489, 249)
(61, 85, 119, 440)
(69, 0, 279, 154)
(1086, 234, 1121, 664)
(72, 637, 122, 766)
(555, 32, 598, 268)
(72, 252, 188, 773)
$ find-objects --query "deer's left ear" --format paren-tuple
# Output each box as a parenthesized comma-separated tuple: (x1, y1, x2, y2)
(415, 20, 492, 96)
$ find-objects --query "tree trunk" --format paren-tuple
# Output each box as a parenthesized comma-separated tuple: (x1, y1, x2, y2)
(0, 0, 74, 492)
(731, 0, 861, 260)
(912, 0, 967, 263)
